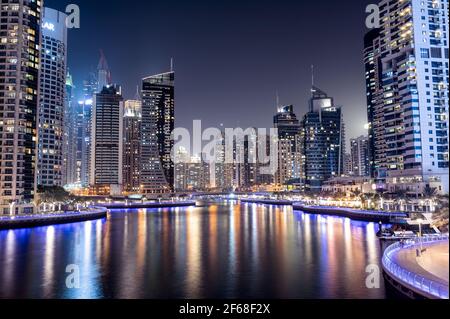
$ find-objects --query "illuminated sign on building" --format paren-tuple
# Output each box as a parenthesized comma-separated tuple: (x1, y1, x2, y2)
(42, 22, 55, 32)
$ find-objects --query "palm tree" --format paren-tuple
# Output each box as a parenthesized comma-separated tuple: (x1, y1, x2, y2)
(394, 188, 409, 211)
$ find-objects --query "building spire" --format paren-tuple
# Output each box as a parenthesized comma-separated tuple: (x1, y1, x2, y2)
(170, 57, 174, 72)
(276, 90, 280, 111)
(134, 85, 140, 100)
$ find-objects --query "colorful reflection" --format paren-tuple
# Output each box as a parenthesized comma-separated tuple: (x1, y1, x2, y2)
(0, 202, 386, 299)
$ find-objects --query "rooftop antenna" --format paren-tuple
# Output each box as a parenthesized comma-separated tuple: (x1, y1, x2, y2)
(311, 64, 316, 97)
(170, 57, 174, 72)
(276, 90, 280, 111)
(134, 85, 140, 100)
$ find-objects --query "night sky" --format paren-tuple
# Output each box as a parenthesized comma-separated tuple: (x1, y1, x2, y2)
(45, 0, 375, 142)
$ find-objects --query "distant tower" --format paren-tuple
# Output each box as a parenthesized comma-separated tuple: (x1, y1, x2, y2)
(90, 86, 124, 195)
(97, 50, 111, 92)
(123, 99, 142, 194)
(141, 71, 175, 195)
(63, 71, 77, 186)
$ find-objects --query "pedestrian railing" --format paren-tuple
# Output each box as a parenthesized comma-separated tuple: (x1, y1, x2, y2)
(382, 234, 449, 299)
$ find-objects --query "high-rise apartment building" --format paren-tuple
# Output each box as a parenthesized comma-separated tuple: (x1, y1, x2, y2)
(0, 0, 42, 214)
(300, 87, 345, 192)
(274, 105, 301, 186)
(123, 99, 142, 194)
(37, 7, 67, 187)
(365, 0, 449, 193)
(89, 85, 123, 195)
(63, 71, 77, 186)
(141, 71, 175, 195)
(350, 135, 370, 177)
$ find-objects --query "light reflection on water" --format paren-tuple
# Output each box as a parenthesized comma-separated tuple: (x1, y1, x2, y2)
(0, 201, 386, 299)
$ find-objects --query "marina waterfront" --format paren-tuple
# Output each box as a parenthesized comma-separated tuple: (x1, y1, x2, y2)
(0, 201, 388, 299)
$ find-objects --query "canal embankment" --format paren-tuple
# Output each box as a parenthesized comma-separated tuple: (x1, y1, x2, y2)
(99, 201, 197, 209)
(0, 207, 107, 230)
(293, 204, 408, 223)
(240, 198, 293, 206)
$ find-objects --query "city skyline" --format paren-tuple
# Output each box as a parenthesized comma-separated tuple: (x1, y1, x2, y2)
(45, 0, 376, 143)
(0, 0, 448, 305)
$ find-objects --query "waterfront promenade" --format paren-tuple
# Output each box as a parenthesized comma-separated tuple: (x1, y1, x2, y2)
(0, 207, 107, 230)
(99, 200, 196, 209)
(382, 235, 449, 299)
(293, 204, 408, 223)
(240, 198, 293, 206)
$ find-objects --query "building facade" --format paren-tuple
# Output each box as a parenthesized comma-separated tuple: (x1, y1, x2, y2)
(89, 85, 123, 195)
(0, 0, 42, 214)
(300, 87, 345, 192)
(350, 135, 370, 177)
(141, 71, 175, 195)
(122, 99, 142, 194)
(62, 71, 77, 186)
(365, 0, 449, 193)
(37, 7, 67, 187)
(273, 105, 301, 187)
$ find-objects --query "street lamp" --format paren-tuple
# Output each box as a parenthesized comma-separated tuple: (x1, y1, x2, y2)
(417, 218, 423, 255)
(9, 202, 15, 216)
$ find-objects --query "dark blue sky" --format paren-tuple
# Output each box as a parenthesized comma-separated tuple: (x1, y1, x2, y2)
(46, 0, 374, 141)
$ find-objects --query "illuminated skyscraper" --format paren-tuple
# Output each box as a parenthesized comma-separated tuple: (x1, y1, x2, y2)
(141, 71, 175, 195)
(63, 71, 77, 186)
(123, 99, 142, 194)
(300, 87, 344, 192)
(365, 0, 449, 193)
(273, 105, 301, 186)
(89, 85, 124, 195)
(350, 135, 370, 177)
(37, 7, 67, 187)
(0, 0, 42, 214)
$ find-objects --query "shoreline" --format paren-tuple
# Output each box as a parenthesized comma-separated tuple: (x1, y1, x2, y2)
(293, 204, 408, 223)
(0, 207, 107, 230)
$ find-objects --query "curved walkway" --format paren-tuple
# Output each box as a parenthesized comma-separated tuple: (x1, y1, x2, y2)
(382, 235, 449, 299)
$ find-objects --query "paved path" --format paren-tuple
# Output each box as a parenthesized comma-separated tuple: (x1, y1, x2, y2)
(393, 241, 449, 286)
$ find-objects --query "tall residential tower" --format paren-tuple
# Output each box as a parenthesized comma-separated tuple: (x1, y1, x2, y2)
(141, 71, 175, 195)
(37, 7, 67, 187)
(0, 0, 42, 214)
(364, 0, 449, 193)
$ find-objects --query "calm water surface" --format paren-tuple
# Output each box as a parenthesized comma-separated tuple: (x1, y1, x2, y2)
(0, 201, 387, 299)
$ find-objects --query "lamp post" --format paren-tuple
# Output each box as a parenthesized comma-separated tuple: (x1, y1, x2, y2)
(417, 218, 423, 255)
(9, 202, 15, 216)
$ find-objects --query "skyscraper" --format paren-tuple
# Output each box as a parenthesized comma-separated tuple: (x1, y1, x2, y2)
(350, 135, 370, 177)
(63, 71, 77, 186)
(273, 105, 301, 186)
(37, 7, 67, 187)
(123, 99, 142, 194)
(300, 87, 344, 192)
(141, 71, 175, 195)
(79, 72, 97, 187)
(364, 28, 381, 178)
(0, 0, 42, 214)
(365, 0, 449, 193)
(89, 85, 124, 195)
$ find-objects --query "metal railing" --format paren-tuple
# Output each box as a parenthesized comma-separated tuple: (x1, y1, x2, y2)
(382, 234, 449, 299)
